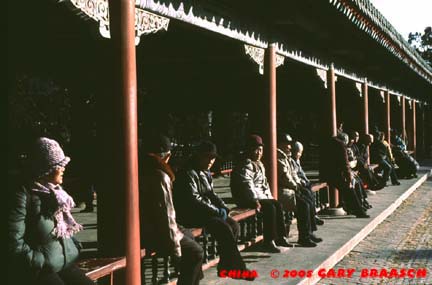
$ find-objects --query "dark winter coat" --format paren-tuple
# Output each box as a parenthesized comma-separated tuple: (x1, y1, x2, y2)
(320, 137, 351, 187)
(173, 166, 228, 227)
(8, 183, 80, 282)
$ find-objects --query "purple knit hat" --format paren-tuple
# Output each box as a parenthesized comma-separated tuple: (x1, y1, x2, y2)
(30, 137, 71, 178)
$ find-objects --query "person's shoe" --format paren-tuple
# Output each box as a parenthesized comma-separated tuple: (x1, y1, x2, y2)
(355, 213, 370, 218)
(392, 181, 401, 186)
(297, 239, 317, 247)
(315, 216, 324, 226)
(275, 237, 295, 247)
(366, 189, 376, 195)
(309, 234, 323, 243)
(262, 241, 281, 253)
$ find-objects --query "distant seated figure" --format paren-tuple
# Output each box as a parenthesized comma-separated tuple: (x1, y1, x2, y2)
(277, 134, 322, 247)
(391, 134, 419, 179)
(173, 141, 254, 281)
(231, 135, 291, 253)
(371, 132, 400, 186)
(320, 133, 369, 218)
(356, 134, 382, 190)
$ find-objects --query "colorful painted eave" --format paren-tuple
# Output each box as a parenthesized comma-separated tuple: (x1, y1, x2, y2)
(62, 0, 432, 98)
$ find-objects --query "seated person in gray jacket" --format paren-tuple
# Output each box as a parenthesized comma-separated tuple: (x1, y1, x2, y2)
(173, 141, 254, 281)
(277, 134, 322, 247)
(291, 141, 325, 225)
(231, 135, 291, 253)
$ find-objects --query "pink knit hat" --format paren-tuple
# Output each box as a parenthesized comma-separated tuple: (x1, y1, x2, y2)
(30, 137, 71, 178)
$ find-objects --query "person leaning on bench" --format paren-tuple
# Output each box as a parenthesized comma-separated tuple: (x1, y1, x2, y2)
(8, 137, 94, 285)
(290, 141, 325, 226)
(231, 134, 291, 253)
(173, 140, 255, 281)
(320, 134, 370, 218)
(277, 134, 323, 247)
(140, 135, 204, 285)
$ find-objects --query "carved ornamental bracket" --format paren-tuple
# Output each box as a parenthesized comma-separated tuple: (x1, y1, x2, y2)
(244, 45, 284, 74)
(355, 82, 362, 97)
(380, 91, 385, 103)
(397, 95, 402, 105)
(69, 0, 169, 45)
(316, 68, 327, 89)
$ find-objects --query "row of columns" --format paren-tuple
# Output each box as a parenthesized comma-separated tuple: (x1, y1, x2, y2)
(262, 46, 420, 211)
(100, 6, 425, 279)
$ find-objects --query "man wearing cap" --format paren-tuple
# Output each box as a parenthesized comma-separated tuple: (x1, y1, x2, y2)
(173, 141, 254, 281)
(140, 135, 204, 285)
(277, 135, 322, 247)
(231, 134, 291, 253)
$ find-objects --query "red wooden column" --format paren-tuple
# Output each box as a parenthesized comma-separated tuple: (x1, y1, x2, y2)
(362, 79, 369, 163)
(385, 91, 391, 144)
(412, 100, 417, 155)
(329, 65, 338, 137)
(402, 96, 406, 142)
(264, 44, 278, 199)
(362, 79, 369, 134)
(108, 0, 141, 284)
(328, 64, 339, 210)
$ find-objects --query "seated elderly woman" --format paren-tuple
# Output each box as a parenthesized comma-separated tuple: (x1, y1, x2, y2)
(8, 137, 93, 285)
(277, 134, 323, 248)
(290, 141, 325, 226)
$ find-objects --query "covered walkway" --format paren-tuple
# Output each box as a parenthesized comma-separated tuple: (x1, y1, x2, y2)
(73, 163, 432, 284)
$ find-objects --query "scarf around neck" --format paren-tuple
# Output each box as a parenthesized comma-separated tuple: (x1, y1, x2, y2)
(33, 182, 83, 238)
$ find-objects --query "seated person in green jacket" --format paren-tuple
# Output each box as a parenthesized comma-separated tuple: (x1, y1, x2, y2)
(8, 137, 93, 285)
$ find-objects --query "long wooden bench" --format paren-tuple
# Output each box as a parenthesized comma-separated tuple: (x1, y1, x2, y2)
(78, 208, 260, 284)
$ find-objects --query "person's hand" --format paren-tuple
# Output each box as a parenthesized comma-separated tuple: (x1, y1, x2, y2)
(218, 208, 228, 220)
(255, 200, 262, 212)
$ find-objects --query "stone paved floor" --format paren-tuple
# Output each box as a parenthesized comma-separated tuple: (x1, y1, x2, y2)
(316, 177, 432, 285)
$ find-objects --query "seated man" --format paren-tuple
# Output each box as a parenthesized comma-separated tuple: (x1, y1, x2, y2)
(277, 134, 322, 247)
(392, 133, 419, 179)
(290, 141, 325, 226)
(371, 132, 400, 186)
(140, 135, 203, 285)
(356, 134, 383, 190)
(231, 135, 291, 253)
(173, 141, 254, 281)
(320, 134, 370, 218)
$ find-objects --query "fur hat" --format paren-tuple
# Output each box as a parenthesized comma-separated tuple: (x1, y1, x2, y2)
(246, 134, 264, 149)
(29, 137, 70, 178)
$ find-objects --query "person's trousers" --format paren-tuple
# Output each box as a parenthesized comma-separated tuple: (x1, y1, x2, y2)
(259, 199, 287, 242)
(35, 264, 94, 285)
(177, 233, 204, 285)
(334, 181, 367, 216)
(205, 216, 246, 271)
(359, 166, 380, 189)
(295, 190, 317, 240)
(379, 159, 399, 184)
